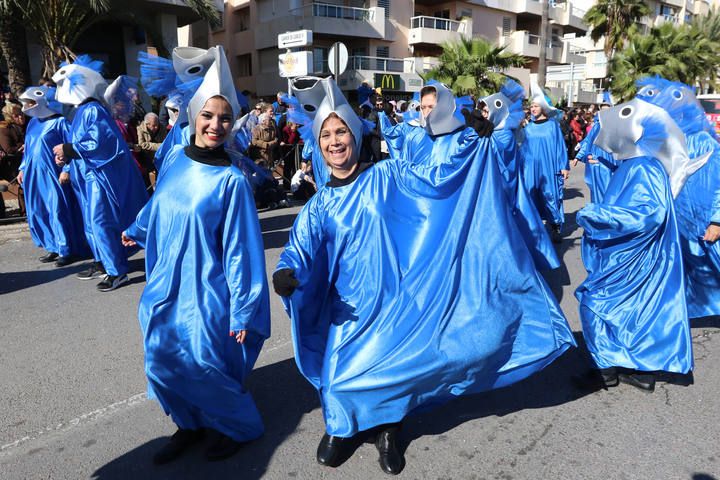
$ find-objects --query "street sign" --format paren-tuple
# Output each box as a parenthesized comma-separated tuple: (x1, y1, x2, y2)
(278, 51, 313, 78)
(278, 30, 313, 49)
(328, 42, 348, 77)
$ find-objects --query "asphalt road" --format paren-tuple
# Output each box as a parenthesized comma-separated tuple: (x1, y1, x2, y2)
(1, 163, 719, 480)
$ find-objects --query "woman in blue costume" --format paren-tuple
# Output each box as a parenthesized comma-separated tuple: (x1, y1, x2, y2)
(51, 56, 148, 292)
(17, 86, 88, 266)
(122, 47, 270, 464)
(273, 78, 575, 475)
(635, 78, 720, 319)
(520, 84, 569, 243)
(571, 109, 617, 204)
(575, 99, 698, 392)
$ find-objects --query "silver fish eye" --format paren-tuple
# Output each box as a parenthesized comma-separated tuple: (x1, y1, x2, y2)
(34, 91, 44, 96)
(619, 106, 633, 118)
(672, 90, 683, 100)
(59, 69, 66, 76)
(494, 99, 503, 108)
(185, 65, 204, 76)
(303, 104, 316, 113)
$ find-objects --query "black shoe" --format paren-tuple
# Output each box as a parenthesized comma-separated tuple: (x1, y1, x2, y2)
(550, 225, 563, 244)
(39, 252, 59, 263)
(54, 255, 77, 267)
(375, 427, 405, 475)
(316, 434, 353, 467)
(619, 371, 656, 392)
(153, 429, 205, 465)
(76, 262, 105, 280)
(96, 274, 129, 292)
(206, 434, 245, 461)
(599, 367, 619, 388)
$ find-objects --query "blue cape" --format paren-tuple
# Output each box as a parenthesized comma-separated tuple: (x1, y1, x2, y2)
(128, 147, 270, 441)
(675, 131, 720, 318)
(278, 128, 575, 437)
(154, 121, 190, 177)
(20, 116, 89, 257)
(575, 121, 617, 204)
(575, 156, 692, 373)
(67, 101, 148, 275)
(519, 120, 569, 227)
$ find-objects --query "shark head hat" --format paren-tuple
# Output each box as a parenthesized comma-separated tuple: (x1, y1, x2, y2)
(421, 81, 466, 136)
(19, 86, 63, 119)
(52, 55, 108, 106)
(311, 78, 364, 152)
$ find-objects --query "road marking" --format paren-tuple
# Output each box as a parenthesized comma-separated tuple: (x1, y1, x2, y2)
(0, 393, 148, 455)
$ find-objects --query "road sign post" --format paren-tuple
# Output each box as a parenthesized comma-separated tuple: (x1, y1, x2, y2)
(328, 42, 348, 81)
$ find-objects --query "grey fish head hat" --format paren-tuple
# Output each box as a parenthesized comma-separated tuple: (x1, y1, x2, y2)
(172, 46, 217, 84)
(291, 76, 328, 121)
(311, 78, 364, 151)
(421, 82, 466, 136)
(187, 45, 240, 137)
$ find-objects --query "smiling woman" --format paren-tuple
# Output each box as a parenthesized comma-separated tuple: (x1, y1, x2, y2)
(319, 113, 357, 179)
(194, 96, 233, 149)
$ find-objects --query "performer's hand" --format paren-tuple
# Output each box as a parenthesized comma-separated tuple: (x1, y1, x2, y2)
(703, 224, 720, 243)
(571, 158, 579, 167)
(587, 154, 598, 164)
(52, 144, 64, 157)
(561, 169, 570, 180)
(234, 330, 247, 344)
(273, 268, 299, 297)
(58, 172, 70, 185)
(121, 231, 137, 247)
(18, 144, 24, 153)
(17, 170, 23, 185)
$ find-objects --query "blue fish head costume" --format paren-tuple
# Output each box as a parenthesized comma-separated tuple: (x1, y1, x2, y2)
(637, 78, 714, 137)
(104, 75, 139, 122)
(594, 98, 709, 197)
(19, 86, 63, 119)
(311, 78, 364, 152)
(420, 81, 466, 136)
(529, 81, 560, 120)
(482, 78, 526, 130)
(52, 55, 108, 106)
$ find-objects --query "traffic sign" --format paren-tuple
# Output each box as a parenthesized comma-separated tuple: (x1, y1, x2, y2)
(278, 30, 313, 49)
(328, 42, 348, 77)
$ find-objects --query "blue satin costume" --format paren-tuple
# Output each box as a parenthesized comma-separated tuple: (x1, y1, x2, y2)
(520, 119, 569, 227)
(66, 100, 148, 276)
(125, 146, 270, 441)
(575, 121, 617, 204)
(154, 121, 190, 181)
(301, 140, 330, 189)
(20, 116, 89, 257)
(278, 129, 575, 437)
(575, 156, 693, 373)
(379, 113, 559, 271)
(675, 131, 720, 318)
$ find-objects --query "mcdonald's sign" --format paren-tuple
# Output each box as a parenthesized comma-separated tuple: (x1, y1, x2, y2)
(374, 73, 401, 90)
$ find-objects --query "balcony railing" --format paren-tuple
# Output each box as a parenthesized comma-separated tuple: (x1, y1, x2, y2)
(410, 15, 466, 33)
(570, 5, 586, 18)
(289, 2, 375, 21)
(527, 33, 563, 48)
(348, 56, 410, 72)
(658, 13, 679, 24)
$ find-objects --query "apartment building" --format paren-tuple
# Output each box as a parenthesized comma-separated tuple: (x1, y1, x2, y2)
(181, 0, 593, 100)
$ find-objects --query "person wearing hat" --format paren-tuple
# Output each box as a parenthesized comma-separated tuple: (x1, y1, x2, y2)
(122, 46, 270, 463)
(520, 83, 569, 243)
(273, 78, 574, 476)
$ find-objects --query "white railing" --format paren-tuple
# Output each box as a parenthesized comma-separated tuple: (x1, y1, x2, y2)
(526, 33, 563, 48)
(658, 13, 679, 24)
(571, 5, 586, 18)
(348, 56, 410, 72)
(289, 2, 375, 22)
(410, 16, 466, 33)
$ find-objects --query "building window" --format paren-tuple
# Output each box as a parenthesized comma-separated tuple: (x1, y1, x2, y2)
(314, 47, 329, 73)
(237, 54, 252, 77)
(502, 17, 511, 36)
(378, 0, 390, 18)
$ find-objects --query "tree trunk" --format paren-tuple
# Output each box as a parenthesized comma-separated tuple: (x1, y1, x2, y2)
(538, 0, 549, 88)
(0, 11, 32, 96)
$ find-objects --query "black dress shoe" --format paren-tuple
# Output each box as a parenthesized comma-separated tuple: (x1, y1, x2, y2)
(619, 371, 656, 392)
(153, 428, 205, 465)
(206, 434, 244, 461)
(375, 427, 405, 475)
(599, 367, 619, 388)
(54, 255, 76, 267)
(39, 252, 59, 263)
(316, 434, 353, 467)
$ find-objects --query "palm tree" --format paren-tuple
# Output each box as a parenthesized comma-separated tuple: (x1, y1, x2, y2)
(608, 22, 720, 100)
(423, 37, 527, 98)
(0, 4, 31, 96)
(583, 0, 651, 59)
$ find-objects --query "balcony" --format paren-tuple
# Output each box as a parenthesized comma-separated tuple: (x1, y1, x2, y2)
(502, 31, 564, 63)
(254, 2, 386, 50)
(662, 0, 685, 8)
(654, 14, 680, 26)
(408, 16, 472, 46)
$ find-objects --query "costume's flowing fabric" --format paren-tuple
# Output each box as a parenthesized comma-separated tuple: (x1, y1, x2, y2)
(68, 101, 148, 275)
(154, 121, 190, 177)
(520, 119, 568, 227)
(129, 147, 270, 441)
(575, 121, 617, 204)
(20, 116, 88, 257)
(575, 156, 692, 373)
(278, 130, 575, 437)
(675, 131, 720, 318)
